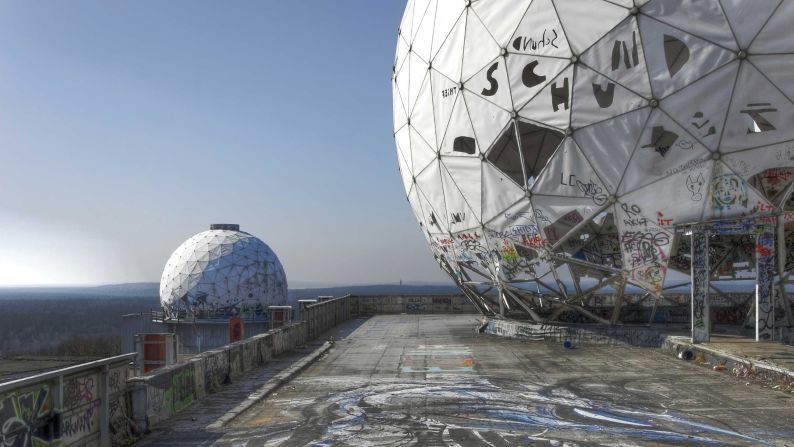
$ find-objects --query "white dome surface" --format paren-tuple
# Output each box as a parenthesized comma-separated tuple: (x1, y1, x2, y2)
(160, 225, 287, 319)
(392, 0, 794, 303)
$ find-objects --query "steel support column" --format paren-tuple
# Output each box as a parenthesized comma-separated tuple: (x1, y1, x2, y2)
(691, 230, 710, 343)
(610, 279, 627, 325)
(778, 214, 793, 328)
(498, 284, 505, 317)
(756, 228, 775, 341)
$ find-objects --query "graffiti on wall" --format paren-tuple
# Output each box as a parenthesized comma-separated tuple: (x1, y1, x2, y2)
(205, 353, 228, 394)
(756, 231, 775, 340)
(61, 404, 98, 444)
(0, 385, 59, 447)
(618, 202, 671, 293)
(149, 367, 196, 419)
(63, 374, 96, 409)
(166, 368, 195, 414)
(691, 232, 709, 342)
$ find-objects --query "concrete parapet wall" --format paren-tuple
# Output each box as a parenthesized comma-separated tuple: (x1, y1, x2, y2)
(0, 354, 136, 447)
(301, 296, 352, 340)
(128, 322, 309, 434)
(349, 294, 477, 315)
(128, 297, 355, 437)
(482, 318, 667, 347)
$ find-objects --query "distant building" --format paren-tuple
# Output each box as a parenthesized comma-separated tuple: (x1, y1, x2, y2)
(160, 223, 288, 320)
(122, 224, 290, 354)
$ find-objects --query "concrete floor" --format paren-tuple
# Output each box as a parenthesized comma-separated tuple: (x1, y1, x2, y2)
(144, 315, 794, 446)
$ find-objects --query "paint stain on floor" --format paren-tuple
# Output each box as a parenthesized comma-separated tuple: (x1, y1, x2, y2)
(399, 345, 475, 374)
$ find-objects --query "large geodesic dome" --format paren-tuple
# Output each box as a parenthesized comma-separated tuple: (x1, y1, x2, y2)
(160, 224, 288, 320)
(392, 0, 794, 317)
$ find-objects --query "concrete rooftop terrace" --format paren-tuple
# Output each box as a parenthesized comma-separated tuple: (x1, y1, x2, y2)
(136, 314, 794, 446)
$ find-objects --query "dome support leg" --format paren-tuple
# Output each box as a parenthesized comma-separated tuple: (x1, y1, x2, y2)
(691, 229, 710, 343)
(755, 226, 776, 341)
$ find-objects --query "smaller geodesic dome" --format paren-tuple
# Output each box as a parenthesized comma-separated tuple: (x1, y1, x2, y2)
(160, 224, 288, 320)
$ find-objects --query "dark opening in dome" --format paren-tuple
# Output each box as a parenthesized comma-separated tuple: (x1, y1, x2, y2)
(486, 120, 564, 188)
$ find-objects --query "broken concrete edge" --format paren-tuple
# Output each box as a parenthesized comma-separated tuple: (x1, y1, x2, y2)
(482, 317, 794, 392)
(480, 318, 666, 347)
(205, 341, 333, 430)
(662, 337, 794, 391)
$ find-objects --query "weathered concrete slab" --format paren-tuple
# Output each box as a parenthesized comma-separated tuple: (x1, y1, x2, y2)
(221, 315, 794, 446)
(135, 315, 794, 446)
(206, 342, 333, 429)
(483, 317, 794, 393)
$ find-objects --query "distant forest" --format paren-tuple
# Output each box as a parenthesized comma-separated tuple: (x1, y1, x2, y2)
(0, 297, 159, 356)
(0, 283, 459, 356)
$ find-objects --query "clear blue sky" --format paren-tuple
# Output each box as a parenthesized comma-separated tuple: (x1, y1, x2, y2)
(0, 1, 450, 286)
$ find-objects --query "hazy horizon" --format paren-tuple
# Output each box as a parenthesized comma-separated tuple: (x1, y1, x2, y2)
(0, 279, 455, 289)
(0, 2, 451, 286)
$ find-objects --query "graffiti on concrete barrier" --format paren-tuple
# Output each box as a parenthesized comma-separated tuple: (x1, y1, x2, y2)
(165, 368, 195, 414)
(713, 305, 749, 325)
(406, 303, 426, 313)
(61, 404, 98, 443)
(0, 385, 59, 447)
(63, 374, 97, 409)
(756, 231, 775, 340)
(109, 395, 132, 446)
(205, 353, 228, 394)
(149, 367, 197, 418)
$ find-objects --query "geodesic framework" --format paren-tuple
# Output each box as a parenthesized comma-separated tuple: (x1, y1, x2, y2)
(392, 0, 794, 320)
(160, 225, 288, 320)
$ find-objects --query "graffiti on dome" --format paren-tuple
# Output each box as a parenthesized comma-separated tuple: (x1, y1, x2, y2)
(711, 174, 749, 211)
(393, 0, 794, 316)
(691, 112, 717, 139)
(686, 172, 706, 201)
(611, 32, 640, 71)
(512, 28, 561, 53)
